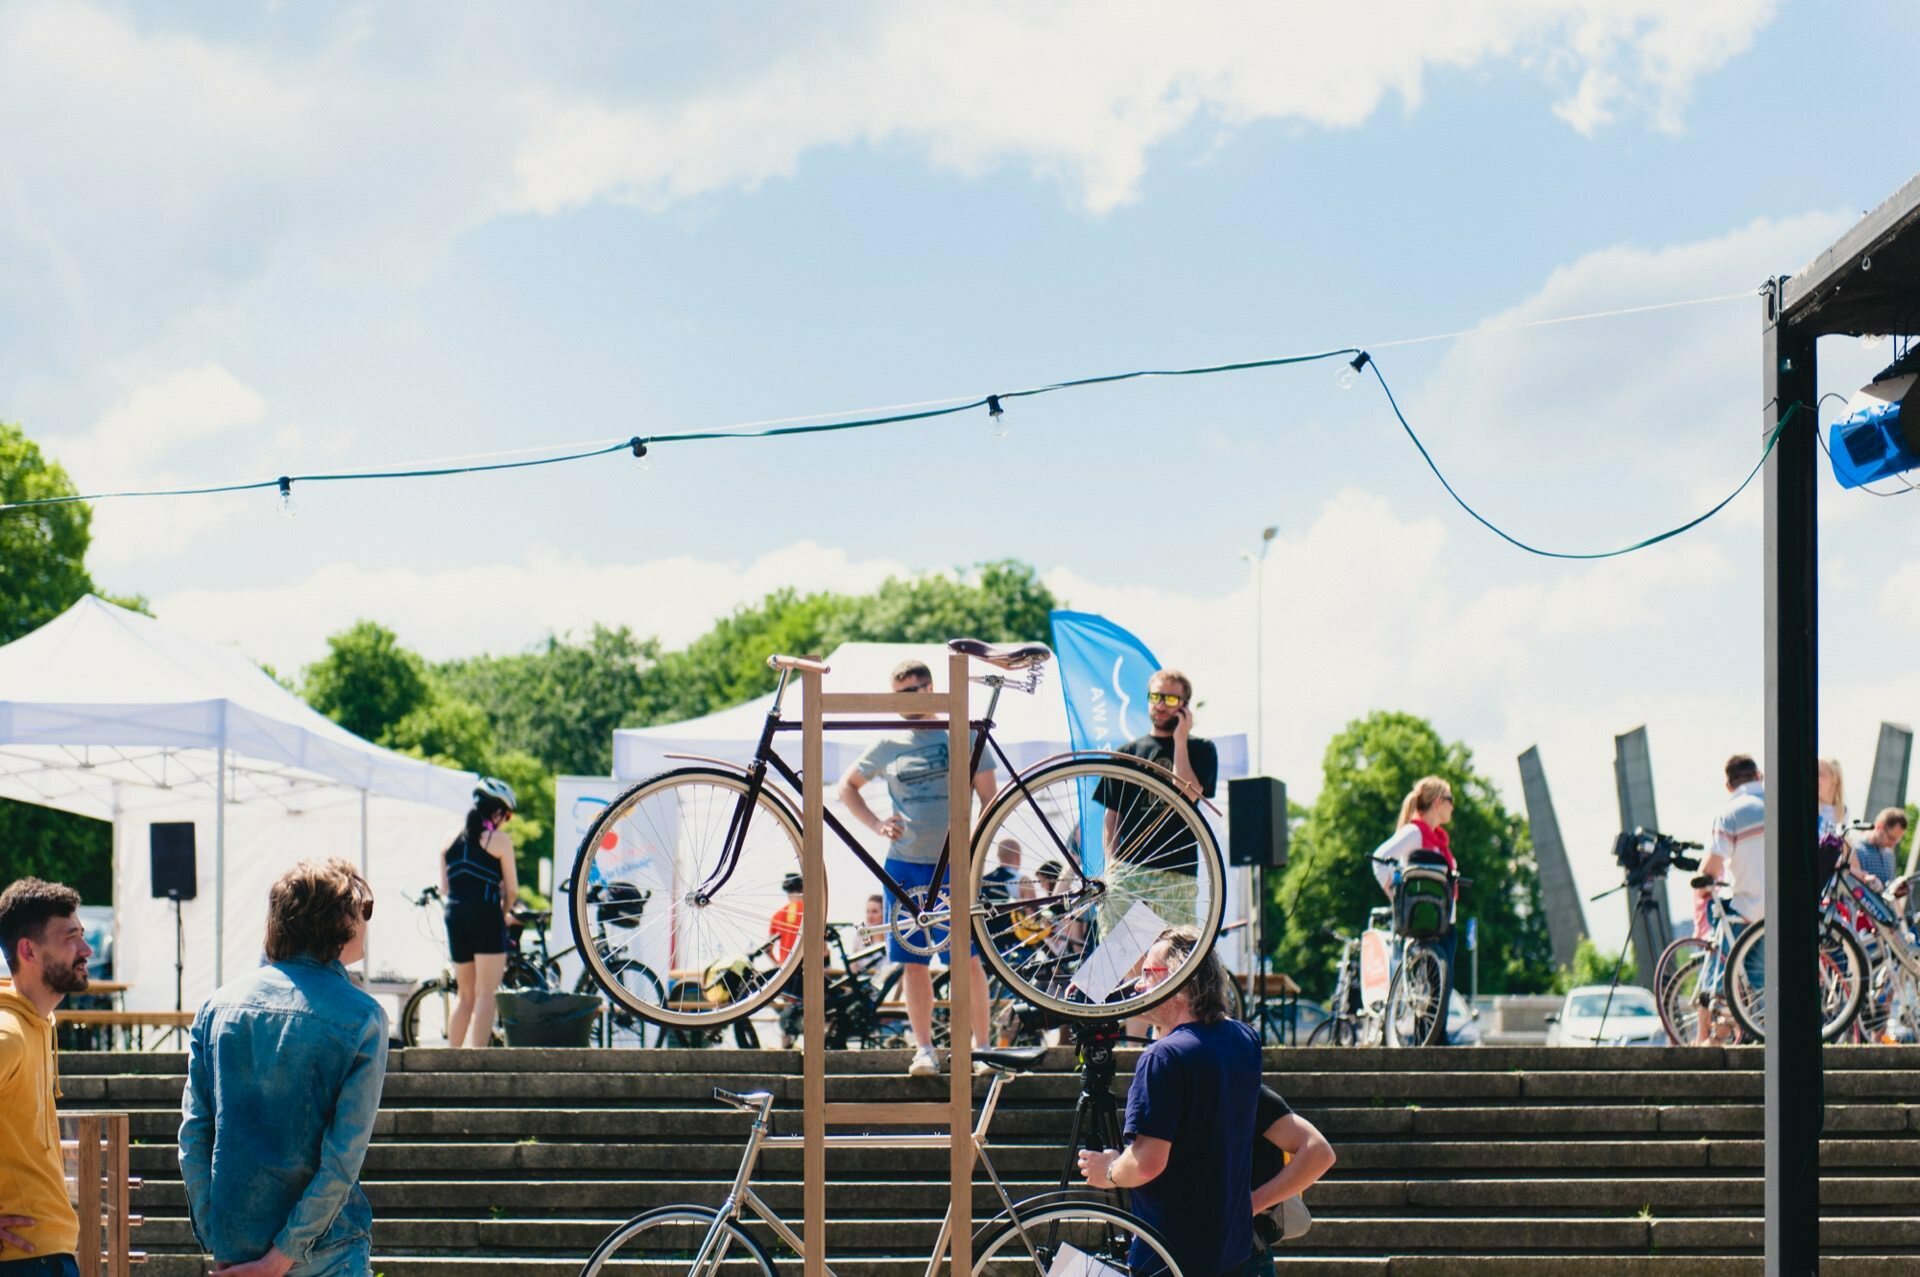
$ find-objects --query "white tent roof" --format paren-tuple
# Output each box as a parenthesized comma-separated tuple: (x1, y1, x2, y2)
(0, 595, 474, 817)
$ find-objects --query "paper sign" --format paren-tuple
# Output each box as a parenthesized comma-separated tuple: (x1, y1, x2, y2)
(1044, 1242, 1131, 1277)
(1067, 900, 1172, 1004)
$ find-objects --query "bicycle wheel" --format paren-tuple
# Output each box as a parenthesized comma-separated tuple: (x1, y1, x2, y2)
(1305, 1016, 1356, 1047)
(571, 767, 809, 1030)
(973, 1196, 1182, 1277)
(575, 963, 666, 1049)
(970, 755, 1224, 1022)
(400, 978, 452, 1048)
(579, 1204, 776, 1277)
(1725, 919, 1869, 1043)
(1384, 941, 1449, 1046)
(1653, 937, 1711, 1045)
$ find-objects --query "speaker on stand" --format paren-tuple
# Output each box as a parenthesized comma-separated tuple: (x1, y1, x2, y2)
(150, 822, 198, 1045)
(1228, 777, 1288, 1037)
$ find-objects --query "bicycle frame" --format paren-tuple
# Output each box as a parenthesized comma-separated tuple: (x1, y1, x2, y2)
(684, 1070, 1035, 1277)
(695, 668, 1089, 928)
(1824, 867, 1920, 980)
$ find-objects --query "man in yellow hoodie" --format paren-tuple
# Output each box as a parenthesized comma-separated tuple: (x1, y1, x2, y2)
(0, 877, 92, 1277)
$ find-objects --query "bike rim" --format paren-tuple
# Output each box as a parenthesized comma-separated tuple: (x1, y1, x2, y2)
(974, 1203, 1180, 1277)
(582, 1206, 775, 1277)
(572, 769, 809, 1028)
(970, 758, 1224, 1022)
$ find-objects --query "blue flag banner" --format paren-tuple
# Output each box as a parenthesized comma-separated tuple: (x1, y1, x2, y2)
(1049, 610, 1161, 877)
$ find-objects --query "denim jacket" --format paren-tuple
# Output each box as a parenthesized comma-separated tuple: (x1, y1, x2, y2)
(178, 956, 389, 1274)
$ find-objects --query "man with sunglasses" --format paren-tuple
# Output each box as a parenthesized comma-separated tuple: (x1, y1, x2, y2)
(1094, 669, 1218, 923)
(180, 859, 387, 1277)
(839, 660, 998, 1077)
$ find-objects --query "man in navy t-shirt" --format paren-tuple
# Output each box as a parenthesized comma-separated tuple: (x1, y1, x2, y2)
(1078, 927, 1263, 1277)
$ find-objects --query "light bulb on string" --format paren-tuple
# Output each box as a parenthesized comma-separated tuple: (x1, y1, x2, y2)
(276, 476, 295, 517)
(985, 394, 1007, 440)
(1337, 350, 1371, 390)
(629, 437, 651, 472)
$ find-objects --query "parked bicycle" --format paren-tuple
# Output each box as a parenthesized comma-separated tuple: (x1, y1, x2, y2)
(577, 1047, 1182, 1277)
(1708, 835, 1870, 1043)
(1305, 924, 1385, 1047)
(1653, 873, 1748, 1045)
(569, 639, 1226, 1036)
(399, 885, 552, 1047)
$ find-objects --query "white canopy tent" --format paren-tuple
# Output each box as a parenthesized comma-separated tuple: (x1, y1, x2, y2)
(609, 641, 1256, 965)
(0, 597, 475, 1010)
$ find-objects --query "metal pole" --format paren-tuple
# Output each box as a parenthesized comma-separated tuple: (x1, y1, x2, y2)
(1243, 526, 1276, 1024)
(1762, 278, 1819, 1277)
(214, 743, 227, 986)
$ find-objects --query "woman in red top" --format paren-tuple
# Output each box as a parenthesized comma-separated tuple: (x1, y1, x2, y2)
(1370, 776, 1457, 899)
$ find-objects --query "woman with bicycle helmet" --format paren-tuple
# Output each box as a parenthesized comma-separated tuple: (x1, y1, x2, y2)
(441, 777, 520, 1047)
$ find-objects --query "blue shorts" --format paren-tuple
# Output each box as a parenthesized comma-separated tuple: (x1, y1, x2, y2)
(884, 858, 981, 966)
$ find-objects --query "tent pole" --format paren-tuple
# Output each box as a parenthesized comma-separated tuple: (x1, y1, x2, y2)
(215, 744, 227, 986)
(360, 789, 371, 976)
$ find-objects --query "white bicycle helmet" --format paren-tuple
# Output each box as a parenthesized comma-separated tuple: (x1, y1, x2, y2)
(473, 776, 518, 811)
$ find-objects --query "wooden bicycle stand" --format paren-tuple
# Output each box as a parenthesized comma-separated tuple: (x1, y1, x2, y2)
(59, 1112, 141, 1275)
(799, 653, 975, 1277)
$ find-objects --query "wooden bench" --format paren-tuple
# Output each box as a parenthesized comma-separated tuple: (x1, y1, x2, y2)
(57, 1010, 194, 1051)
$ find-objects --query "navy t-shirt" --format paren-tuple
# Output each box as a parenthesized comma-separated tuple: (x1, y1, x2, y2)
(1123, 1018, 1262, 1277)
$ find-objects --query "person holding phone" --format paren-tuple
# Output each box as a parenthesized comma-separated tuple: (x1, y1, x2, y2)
(1095, 668, 1219, 924)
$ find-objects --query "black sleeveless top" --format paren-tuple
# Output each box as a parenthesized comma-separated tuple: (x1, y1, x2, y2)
(445, 831, 503, 906)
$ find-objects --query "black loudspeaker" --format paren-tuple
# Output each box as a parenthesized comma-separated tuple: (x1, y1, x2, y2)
(150, 822, 198, 900)
(1227, 777, 1288, 868)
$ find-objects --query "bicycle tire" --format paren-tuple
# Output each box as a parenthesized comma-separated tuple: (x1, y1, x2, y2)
(1384, 941, 1448, 1047)
(972, 1196, 1183, 1277)
(970, 754, 1224, 1022)
(1305, 1016, 1355, 1047)
(570, 766, 810, 1030)
(1725, 918, 1869, 1043)
(399, 978, 449, 1049)
(575, 963, 666, 1049)
(1653, 937, 1712, 1045)
(578, 1204, 776, 1277)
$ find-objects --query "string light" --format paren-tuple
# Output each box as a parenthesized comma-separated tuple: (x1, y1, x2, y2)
(0, 286, 1792, 561)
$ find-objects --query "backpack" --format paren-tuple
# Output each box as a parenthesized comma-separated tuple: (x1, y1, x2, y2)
(1394, 849, 1453, 940)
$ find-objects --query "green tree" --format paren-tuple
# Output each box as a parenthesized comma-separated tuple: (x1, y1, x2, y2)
(437, 625, 658, 776)
(1268, 710, 1553, 999)
(0, 422, 95, 645)
(637, 560, 1059, 724)
(0, 423, 113, 899)
(302, 621, 429, 741)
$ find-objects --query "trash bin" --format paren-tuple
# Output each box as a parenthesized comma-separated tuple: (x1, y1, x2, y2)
(495, 989, 600, 1047)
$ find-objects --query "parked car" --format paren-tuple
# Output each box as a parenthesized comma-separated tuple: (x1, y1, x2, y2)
(1544, 984, 1664, 1046)
(1447, 990, 1482, 1046)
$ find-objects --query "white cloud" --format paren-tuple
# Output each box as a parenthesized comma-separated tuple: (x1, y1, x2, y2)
(510, 1, 1781, 217)
(152, 540, 912, 676)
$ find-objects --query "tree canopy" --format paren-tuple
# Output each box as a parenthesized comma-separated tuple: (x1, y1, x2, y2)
(0, 423, 95, 646)
(1268, 710, 1554, 997)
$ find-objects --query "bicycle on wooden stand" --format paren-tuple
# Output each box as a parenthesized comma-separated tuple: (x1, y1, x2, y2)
(569, 638, 1227, 1042)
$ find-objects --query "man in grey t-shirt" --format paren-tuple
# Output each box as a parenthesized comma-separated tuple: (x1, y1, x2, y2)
(838, 659, 997, 1076)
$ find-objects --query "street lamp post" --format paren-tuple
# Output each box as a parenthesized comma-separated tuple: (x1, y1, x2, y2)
(1240, 525, 1278, 1026)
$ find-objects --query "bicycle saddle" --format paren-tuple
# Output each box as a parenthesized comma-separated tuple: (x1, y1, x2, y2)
(969, 1045, 1049, 1071)
(946, 638, 1052, 670)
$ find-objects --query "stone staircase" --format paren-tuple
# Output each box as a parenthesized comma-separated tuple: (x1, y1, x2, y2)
(61, 1043, 1920, 1275)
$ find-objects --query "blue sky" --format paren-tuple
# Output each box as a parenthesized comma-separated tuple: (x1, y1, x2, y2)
(4, 1, 1917, 950)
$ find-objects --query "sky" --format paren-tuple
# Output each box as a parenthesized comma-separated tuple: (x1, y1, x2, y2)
(4, 0, 1917, 955)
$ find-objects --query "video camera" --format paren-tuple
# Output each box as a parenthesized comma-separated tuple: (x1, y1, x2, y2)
(1611, 827, 1702, 885)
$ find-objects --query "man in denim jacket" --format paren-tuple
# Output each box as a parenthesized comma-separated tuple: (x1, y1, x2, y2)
(180, 859, 388, 1277)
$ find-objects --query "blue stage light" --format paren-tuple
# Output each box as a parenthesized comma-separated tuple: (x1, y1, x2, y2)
(1829, 369, 1920, 490)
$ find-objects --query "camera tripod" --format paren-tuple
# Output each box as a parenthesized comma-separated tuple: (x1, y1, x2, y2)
(1586, 868, 1673, 1045)
(1054, 1020, 1134, 1194)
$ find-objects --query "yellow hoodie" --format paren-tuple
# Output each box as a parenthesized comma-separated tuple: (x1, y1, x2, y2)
(0, 984, 79, 1260)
